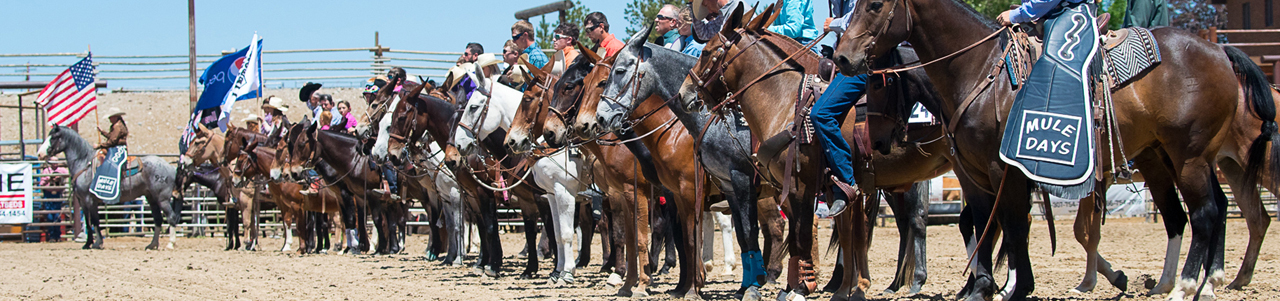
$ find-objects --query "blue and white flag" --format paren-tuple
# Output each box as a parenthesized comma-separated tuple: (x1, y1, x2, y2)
(196, 34, 263, 131)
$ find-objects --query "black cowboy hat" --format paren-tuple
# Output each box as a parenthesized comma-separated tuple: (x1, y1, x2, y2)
(300, 82, 323, 103)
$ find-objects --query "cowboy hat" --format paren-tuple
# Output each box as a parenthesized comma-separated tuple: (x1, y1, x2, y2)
(242, 113, 262, 124)
(300, 82, 323, 103)
(263, 97, 290, 112)
(692, 0, 712, 21)
(442, 65, 471, 91)
(475, 53, 502, 69)
(103, 107, 125, 120)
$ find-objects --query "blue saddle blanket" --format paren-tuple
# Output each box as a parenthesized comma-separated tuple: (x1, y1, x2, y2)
(998, 2, 1098, 193)
(92, 146, 126, 204)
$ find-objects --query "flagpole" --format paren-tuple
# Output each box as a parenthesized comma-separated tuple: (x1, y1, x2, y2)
(89, 45, 101, 146)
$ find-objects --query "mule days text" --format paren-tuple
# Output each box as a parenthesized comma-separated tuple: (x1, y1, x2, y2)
(1023, 114, 1078, 155)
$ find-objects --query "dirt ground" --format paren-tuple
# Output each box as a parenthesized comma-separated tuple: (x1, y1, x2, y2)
(2, 217, 1278, 300)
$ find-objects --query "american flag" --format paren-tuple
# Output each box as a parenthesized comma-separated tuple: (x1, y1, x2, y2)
(36, 54, 97, 126)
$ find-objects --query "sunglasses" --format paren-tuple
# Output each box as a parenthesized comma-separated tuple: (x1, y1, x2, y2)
(586, 24, 600, 31)
(656, 15, 675, 21)
(512, 32, 526, 41)
(556, 34, 572, 40)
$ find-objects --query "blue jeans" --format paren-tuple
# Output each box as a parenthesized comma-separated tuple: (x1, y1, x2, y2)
(810, 73, 868, 184)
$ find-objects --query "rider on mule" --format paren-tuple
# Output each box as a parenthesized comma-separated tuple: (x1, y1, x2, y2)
(804, 0, 870, 216)
(97, 109, 128, 151)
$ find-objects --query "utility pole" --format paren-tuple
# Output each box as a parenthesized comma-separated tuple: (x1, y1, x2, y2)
(188, 0, 198, 112)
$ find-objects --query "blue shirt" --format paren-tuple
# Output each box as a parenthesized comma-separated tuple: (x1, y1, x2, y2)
(763, 0, 818, 42)
(680, 35, 705, 57)
(523, 46, 549, 69)
(1009, 0, 1087, 23)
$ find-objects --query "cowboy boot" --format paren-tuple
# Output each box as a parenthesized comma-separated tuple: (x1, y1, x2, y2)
(827, 175, 857, 216)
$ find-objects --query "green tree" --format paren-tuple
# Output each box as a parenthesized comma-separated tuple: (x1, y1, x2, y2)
(963, 0, 1021, 20)
(1104, 0, 1128, 30)
(535, 0, 595, 51)
(624, 0, 685, 42)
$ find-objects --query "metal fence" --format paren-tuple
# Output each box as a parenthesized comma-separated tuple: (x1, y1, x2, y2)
(0, 40, 463, 90)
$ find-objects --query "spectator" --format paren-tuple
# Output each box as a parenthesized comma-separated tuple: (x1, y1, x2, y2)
(337, 100, 358, 134)
(654, 4, 682, 45)
(584, 12, 625, 58)
(551, 23, 581, 76)
(691, 0, 744, 43)
(39, 159, 68, 242)
(763, 0, 818, 46)
(674, 6, 706, 57)
(1123, 0, 1168, 28)
(511, 20, 548, 69)
(460, 42, 484, 65)
(260, 96, 289, 135)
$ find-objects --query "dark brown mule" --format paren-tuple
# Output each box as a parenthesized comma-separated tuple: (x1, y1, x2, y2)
(574, 53, 721, 299)
(676, 4, 952, 298)
(178, 126, 253, 251)
(221, 125, 292, 251)
(833, 0, 1278, 299)
(504, 57, 658, 296)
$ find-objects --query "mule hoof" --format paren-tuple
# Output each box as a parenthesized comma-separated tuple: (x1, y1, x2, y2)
(606, 273, 624, 287)
(519, 272, 536, 279)
(166, 242, 175, 249)
(632, 290, 649, 298)
(1112, 271, 1130, 292)
(1227, 278, 1249, 290)
(740, 286, 762, 301)
(484, 267, 498, 278)
(145, 244, 159, 250)
(682, 291, 702, 300)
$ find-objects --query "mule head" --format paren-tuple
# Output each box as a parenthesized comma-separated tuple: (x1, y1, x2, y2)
(280, 122, 318, 181)
(594, 22, 657, 133)
(572, 50, 619, 140)
(541, 43, 597, 146)
(833, 0, 914, 76)
(678, 3, 751, 111)
(864, 72, 914, 155)
(36, 125, 74, 160)
(506, 60, 556, 154)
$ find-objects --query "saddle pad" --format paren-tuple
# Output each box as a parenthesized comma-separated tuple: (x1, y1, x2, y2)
(93, 146, 127, 204)
(124, 157, 142, 177)
(998, 2, 1099, 197)
(1103, 27, 1161, 90)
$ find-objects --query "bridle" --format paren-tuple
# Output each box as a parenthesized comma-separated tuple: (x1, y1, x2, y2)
(847, 0, 914, 73)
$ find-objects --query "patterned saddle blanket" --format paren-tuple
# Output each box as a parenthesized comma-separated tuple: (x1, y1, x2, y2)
(1102, 27, 1162, 90)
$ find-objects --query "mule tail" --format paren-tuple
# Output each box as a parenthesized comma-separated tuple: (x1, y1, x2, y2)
(1224, 45, 1280, 195)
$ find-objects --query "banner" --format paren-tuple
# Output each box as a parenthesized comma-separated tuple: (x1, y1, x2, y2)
(0, 163, 33, 224)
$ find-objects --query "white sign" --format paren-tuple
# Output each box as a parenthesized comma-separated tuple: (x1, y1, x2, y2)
(907, 103, 935, 124)
(0, 163, 33, 224)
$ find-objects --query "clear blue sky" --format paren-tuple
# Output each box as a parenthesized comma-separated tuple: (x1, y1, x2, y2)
(0, 0, 831, 89)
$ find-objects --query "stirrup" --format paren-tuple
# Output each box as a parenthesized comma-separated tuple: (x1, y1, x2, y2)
(829, 175, 856, 200)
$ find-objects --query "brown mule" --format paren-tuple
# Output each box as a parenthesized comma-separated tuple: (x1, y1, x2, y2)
(506, 56, 658, 296)
(676, 4, 953, 299)
(232, 141, 346, 254)
(833, 0, 1279, 299)
(575, 55, 718, 299)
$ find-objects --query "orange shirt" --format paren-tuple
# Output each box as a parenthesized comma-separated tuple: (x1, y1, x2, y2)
(597, 33, 625, 58)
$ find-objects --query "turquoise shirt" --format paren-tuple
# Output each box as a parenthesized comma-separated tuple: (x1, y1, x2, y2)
(764, 0, 818, 43)
(523, 45, 549, 69)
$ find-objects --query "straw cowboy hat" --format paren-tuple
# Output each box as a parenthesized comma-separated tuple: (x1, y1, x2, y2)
(692, 0, 713, 21)
(299, 82, 323, 103)
(263, 97, 290, 112)
(442, 65, 472, 91)
(475, 53, 502, 69)
(102, 107, 125, 120)
(242, 113, 262, 124)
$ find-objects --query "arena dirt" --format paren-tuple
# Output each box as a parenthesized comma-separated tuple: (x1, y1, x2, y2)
(2, 218, 1277, 300)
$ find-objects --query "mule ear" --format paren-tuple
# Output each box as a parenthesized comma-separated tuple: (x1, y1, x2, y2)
(761, 0, 783, 32)
(747, 3, 775, 31)
(408, 76, 429, 100)
(629, 22, 653, 53)
(722, 2, 746, 35)
(577, 41, 601, 63)
(742, 2, 760, 26)
(245, 138, 258, 152)
(522, 59, 547, 82)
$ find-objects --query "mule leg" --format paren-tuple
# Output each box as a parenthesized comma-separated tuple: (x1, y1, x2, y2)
(1169, 159, 1223, 301)
(1070, 188, 1105, 293)
(82, 199, 98, 250)
(758, 195, 786, 284)
(726, 170, 763, 297)
(1220, 161, 1270, 289)
(518, 200, 540, 278)
(995, 173, 1035, 301)
(550, 184, 578, 283)
(576, 202, 596, 269)
(956, 177, 998, 301)
(144, 198, 164, 250)
(1132, 152, 1187, 295)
